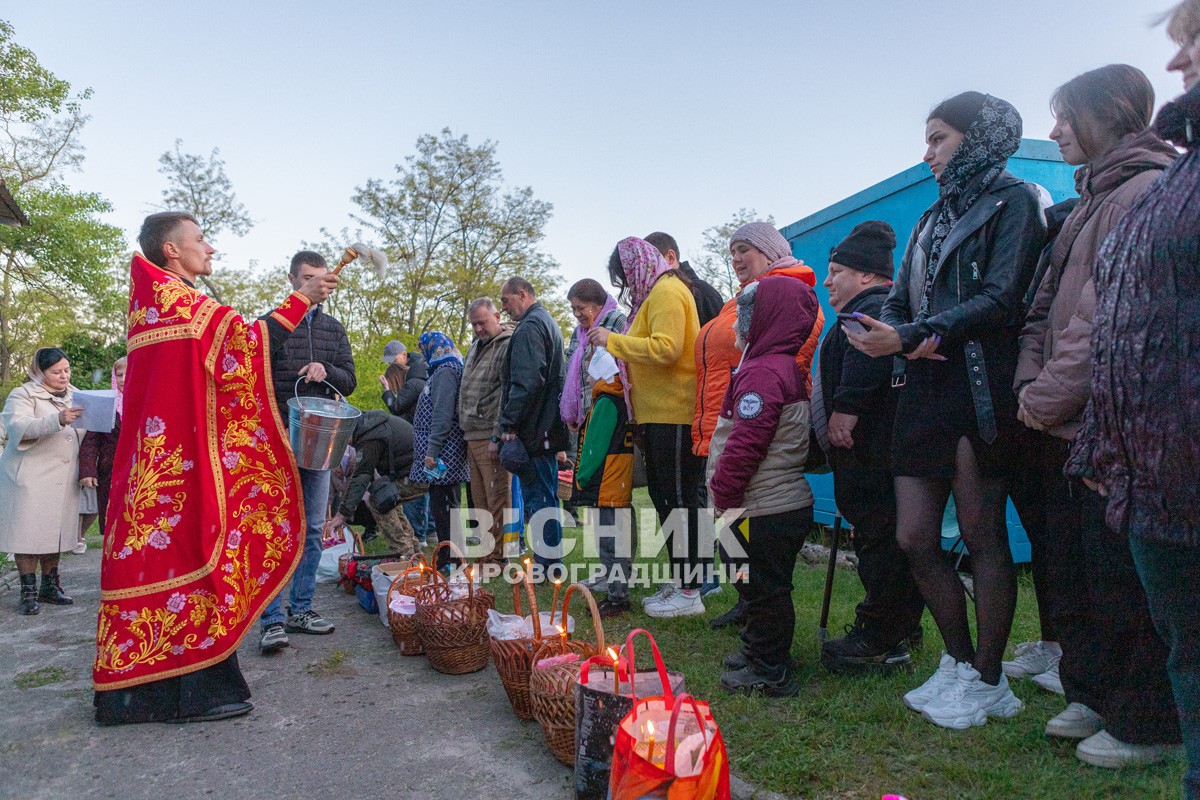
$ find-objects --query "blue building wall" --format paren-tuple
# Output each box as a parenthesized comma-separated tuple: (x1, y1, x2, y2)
(782, 139, 1079, 562)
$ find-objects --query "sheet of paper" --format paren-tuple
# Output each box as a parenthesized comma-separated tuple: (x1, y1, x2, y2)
(71, 389, 117, 433)
(587, 347, 619, 382)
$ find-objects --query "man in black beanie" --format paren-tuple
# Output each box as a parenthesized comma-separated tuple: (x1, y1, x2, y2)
(816, 220, 926, 673)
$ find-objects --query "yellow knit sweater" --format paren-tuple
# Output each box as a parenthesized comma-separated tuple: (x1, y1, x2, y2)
(606, 274, 699, 425)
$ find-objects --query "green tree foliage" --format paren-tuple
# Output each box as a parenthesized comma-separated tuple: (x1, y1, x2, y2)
(348, 129, 563, 345)
(693, 208, 776, 299)
(0, 19, 126, 386)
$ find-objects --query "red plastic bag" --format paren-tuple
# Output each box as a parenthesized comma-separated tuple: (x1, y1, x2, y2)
(609, 691, 730, 800)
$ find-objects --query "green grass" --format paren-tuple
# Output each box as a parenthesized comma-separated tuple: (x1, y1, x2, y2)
(465, 488, 1183, 800)
(306, 649, 356, 678)
(14, 666, 73, 689)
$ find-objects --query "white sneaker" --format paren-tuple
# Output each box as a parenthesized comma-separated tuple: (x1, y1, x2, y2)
(72, 540, 87, 555)
(1045, 702, 1103, 739)
(644, 590, 704, 619)
(903, 653, 959, 712)
(641, 583, 678, 608)
(920, 663, 1023, 729)
(1001, 640, 1061, 678)
(1031, 664, 1065, 695)
(1076, 730, 1179, 769)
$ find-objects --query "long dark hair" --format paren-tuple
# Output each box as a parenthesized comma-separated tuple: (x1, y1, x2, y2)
(1051, 64, 1155, 161)
(383, 362, 408, 395)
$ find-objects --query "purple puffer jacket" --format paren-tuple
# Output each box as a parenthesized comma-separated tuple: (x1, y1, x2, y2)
(708, 275, 818, 516)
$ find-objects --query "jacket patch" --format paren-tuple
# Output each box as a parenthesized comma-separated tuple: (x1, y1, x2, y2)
(736, 392, 763, 419)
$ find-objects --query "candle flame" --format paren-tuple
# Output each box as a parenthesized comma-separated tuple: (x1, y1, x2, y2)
(556, 624, 565, 634)
(554, 579, 562, 586)
(647, 720, 656, 736)
(607, 646, 619, 662)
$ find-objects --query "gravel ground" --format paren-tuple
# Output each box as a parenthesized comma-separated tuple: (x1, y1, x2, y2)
(0, 547, 573, 800)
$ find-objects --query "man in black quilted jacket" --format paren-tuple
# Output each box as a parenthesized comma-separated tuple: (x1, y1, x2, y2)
(259, 250, 357, 654)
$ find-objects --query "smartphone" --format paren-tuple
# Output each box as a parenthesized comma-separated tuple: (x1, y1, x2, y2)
(837, 311, 871, 335)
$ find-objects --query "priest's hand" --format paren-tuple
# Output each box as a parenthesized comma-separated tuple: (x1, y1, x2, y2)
(299, 272, 339, 304)
(299, 362, 327, 383)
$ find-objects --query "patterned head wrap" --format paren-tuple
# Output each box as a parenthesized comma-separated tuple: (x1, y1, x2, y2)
(918, 94, 1022, 321)
(616, 237, 673, 323)
(418, 331, 463, 367)
(730, 222, 792, 264)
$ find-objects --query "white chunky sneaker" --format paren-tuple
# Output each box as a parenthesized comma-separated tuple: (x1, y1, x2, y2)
(1045, 702, 1103, 739)
(644, 589, 704, 619)
(903, 653, 959, 712)
(1076, 730, 1179, 769)
(641, 583, 678, 608)
(1002, 640, 1061, 678)
(920, 663, 1023, 729)
(1031, 664, 1065, 695)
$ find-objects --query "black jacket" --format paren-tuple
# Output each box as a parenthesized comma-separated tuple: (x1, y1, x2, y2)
(499, 301, 569, 456)
(340, 410, 414, 517)
(819, 285, 895, 474)
(679, 261, 724, 328)
(270, 305, 356, 422)
(882, 172, 1047, 441)
(383, 351, 427, 424)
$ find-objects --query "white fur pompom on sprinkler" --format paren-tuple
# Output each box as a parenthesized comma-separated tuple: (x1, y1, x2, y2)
(332, 242, 389, 276)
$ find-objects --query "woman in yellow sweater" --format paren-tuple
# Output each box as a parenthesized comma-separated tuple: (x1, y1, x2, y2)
(588, 236, 705, 618)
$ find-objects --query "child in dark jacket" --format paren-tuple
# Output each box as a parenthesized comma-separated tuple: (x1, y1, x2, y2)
(573, 353, 635, 617)
(78, 357, 126, 552)
(708, 275, 818, 697)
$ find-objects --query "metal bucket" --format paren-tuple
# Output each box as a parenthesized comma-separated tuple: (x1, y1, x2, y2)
(287, 378, 361, 471)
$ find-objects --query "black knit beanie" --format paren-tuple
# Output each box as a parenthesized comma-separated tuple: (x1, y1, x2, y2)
(928, 91, 988, 135)
(830, 221, 897, 279)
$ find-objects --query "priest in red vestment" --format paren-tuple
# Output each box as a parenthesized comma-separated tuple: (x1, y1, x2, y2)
(93, 212, 339, 724)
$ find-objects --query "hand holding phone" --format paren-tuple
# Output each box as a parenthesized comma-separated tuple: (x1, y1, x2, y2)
(837, 311, 871, 335)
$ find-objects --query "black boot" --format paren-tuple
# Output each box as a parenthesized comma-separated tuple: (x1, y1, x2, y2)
(709, 597, 748, 630)
(720, 659, 800, 697)
(820, 619, 910, 675)
(38, 567, 73, 605)
(18, 573, 40, 615)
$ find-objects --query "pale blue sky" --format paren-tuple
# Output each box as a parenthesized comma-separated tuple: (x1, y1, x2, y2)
(8, 1, 1183, 292)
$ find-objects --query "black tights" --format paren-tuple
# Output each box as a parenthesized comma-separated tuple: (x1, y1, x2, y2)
(896, 437, 1016, 685)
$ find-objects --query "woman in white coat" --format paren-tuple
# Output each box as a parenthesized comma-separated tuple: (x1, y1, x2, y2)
(0, 348, 85, 614)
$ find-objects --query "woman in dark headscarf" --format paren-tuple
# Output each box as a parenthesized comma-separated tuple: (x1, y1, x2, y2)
(848, 92, 1047, 728)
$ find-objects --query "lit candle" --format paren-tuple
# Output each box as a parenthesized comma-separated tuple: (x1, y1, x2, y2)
(646, 720, 657, 764)
(550, 579, 562, 625)
(556, 624, 567, 652)
(607, 646, 621, 695)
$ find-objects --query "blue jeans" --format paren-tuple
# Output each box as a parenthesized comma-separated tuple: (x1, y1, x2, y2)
(1130, 533, 1200, 800)
(404, 495, 434, 539)
(520, 455, 562, 569)
(261, 468, 330, 626)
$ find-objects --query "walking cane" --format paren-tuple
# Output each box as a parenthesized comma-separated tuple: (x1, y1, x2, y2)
(818, 513, 843, 642)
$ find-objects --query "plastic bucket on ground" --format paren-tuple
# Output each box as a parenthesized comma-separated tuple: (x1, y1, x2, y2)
(287, 378, 361, 470)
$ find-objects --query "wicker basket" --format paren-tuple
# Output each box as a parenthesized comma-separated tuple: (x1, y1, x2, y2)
(387, 554, 439, 656)
(489, 575, 544, 720)
(337, 528, 366, 596)
(557, 469, 574, 502)
(415, 542, 493, 675)
(530, 583, 606, 766)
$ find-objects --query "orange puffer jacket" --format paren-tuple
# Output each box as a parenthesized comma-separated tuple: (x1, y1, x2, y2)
(692, 262, 824, 456)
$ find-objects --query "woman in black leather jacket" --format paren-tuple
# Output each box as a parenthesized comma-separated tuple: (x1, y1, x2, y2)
(848, 92, 1046, 728)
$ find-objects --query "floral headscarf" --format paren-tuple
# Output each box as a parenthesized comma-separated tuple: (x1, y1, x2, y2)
(617, 237, 673, 326)
(918, 94, 1022, 321)
(418, 331, 463, 367)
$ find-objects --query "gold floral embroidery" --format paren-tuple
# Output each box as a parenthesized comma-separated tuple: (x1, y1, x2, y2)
(110, 417, 188, 557)
(127, 280, 197, 329)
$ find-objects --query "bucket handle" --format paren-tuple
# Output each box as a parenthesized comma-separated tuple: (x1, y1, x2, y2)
(294, 376, 344, 403)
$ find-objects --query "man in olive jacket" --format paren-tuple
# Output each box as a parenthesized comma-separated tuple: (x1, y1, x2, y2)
(498, 277, 568, 570)
(459, 297, 515, 563)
